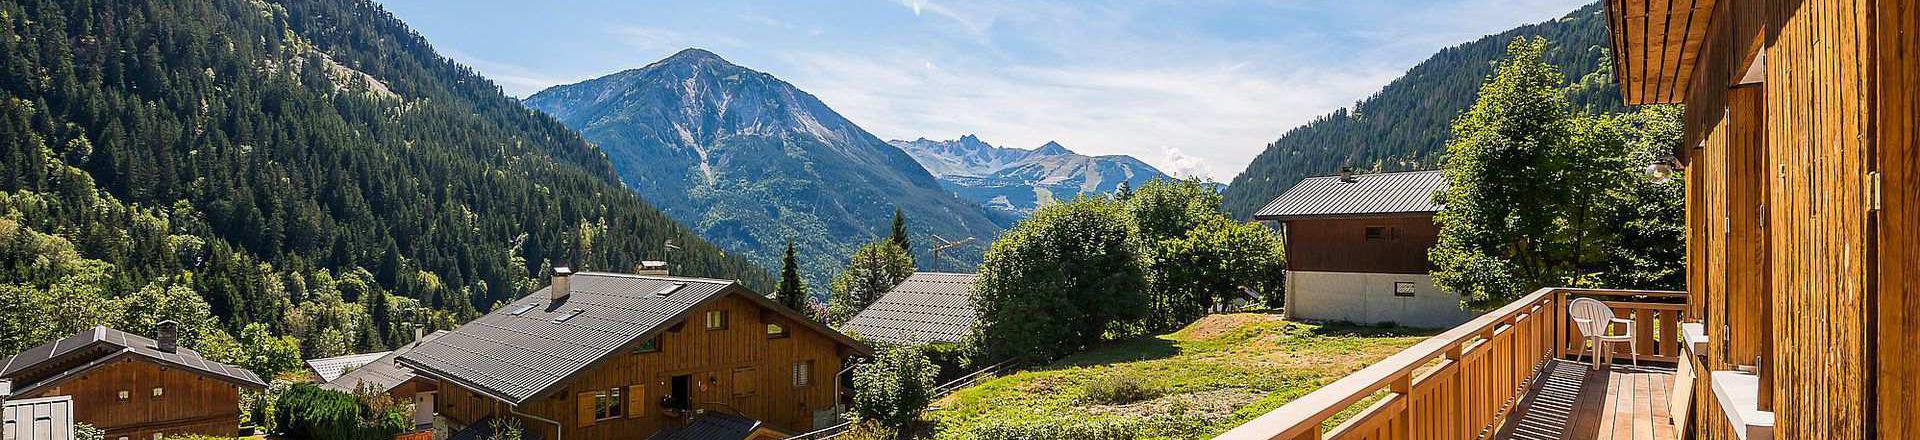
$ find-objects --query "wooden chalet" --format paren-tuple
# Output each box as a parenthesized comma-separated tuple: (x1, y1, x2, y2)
(323, 330, 449, 428)
(1213, 1, 1917, 439)
(396, 269, 872, 440)
(0, 324, 267, 440)
(1253, 169, 1476, 328)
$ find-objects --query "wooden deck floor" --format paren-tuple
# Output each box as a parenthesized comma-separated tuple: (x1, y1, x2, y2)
(1488, 359, 1680, 440)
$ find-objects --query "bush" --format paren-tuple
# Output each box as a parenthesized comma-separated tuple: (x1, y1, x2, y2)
(74, 423, 103, 440)
(271, 383, 408, 440)
(853, 345, 939, 432)
(1078, 372, 1160, 405)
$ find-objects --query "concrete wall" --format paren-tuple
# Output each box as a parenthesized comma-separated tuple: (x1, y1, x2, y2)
(1283, 270, 1477, 329)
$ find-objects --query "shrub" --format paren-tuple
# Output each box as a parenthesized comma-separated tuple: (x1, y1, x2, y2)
(1078, 372, 1160, 405)
(271, 383, 408, 440)
(853, 345, 939, 433)
(74, 423, 104, 440)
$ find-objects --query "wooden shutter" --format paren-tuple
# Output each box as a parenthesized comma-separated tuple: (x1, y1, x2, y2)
(576, 391, 596, 427)
(627, 384, 646, 419)
(733, 367, 758, 397)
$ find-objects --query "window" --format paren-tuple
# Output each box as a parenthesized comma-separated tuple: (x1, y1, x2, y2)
(793, 360, 814, 387)
(591, 388, 623, 420)
(766, 321, 789, 339)
(151, 387, 165, 398)
(632, 336, 660, 354)
(705, 310, 728, 330)
(117, 390, 131, 401)
(1364, 226, 1395, 241)
(1393, 282, 1416, 297)
(508, 303, 537, 316)
(551, 308, 585, 323)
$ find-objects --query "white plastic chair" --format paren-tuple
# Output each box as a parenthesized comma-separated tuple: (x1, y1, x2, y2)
(1568, 297, 1637, 370)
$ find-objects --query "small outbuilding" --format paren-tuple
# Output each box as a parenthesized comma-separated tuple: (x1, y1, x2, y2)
(1254, 169, 1475, 328)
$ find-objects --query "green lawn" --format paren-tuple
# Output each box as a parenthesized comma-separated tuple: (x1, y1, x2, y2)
(927, 314, 1434, 440)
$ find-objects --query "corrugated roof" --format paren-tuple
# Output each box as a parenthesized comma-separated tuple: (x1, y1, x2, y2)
(322, 331, 448, 394)
(398, 272, 868, 405)
(1253, 170, 1447, 219)
(306, 351, 390, 383)
(646, 412, 765, 440)
(841, 272, 979, 345)
(0, 326, 267, 394)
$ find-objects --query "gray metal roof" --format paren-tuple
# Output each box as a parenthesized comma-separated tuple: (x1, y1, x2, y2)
(0, 327, 267, 394)
(1253, 170, 1447, 219)
(306, 351, 390, 383)
(646, 412, 766, 440)
(397, 272, 867, 406)
(841, 272, 979, 345)
(322, 331, 448, 394)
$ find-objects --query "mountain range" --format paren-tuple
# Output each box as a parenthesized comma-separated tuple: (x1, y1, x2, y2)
(890, 136, 1169, 217)
(1221, 1, 1623, 218)
(523, 49, 1006, 290)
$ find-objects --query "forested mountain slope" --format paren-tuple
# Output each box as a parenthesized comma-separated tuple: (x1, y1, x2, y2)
(0, 0, 769, 356)
(525, 50, 1006, 289)
(1222, 2, 1624, 218)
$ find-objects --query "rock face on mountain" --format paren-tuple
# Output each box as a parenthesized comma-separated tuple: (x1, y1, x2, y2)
(524, 49, 1005, 287)
(891, 137, 1168, 217)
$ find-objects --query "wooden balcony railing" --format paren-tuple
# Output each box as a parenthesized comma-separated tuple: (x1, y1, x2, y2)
(1214, 287, 1687, 440)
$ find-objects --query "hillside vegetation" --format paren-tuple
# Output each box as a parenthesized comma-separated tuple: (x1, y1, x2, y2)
(929, 314, 1430, 439)
(0, 0, 768, 363)
(1222, 2, 1622, 218)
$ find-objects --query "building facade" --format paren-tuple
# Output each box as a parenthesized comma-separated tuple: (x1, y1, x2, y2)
(1255, 170, 1476, 328)
(398, 270, 869, 440)
(0, 325, 266, 440)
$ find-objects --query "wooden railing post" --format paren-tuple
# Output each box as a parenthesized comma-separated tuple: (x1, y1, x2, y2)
(1391, 374, 1412, 439)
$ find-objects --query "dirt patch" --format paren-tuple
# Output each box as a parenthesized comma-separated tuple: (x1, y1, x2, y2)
(1178, 313, 1286, 341)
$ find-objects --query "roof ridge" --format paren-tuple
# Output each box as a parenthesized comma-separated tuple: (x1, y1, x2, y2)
(570, 271, 735, 284)
(1301, 168, 1444, 179)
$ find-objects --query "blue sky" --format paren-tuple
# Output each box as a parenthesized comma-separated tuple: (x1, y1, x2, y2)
(378, 0, 1593, 179)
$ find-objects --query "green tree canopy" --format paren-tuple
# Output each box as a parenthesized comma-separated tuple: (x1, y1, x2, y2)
(1431, 38, 1685, 309)
(851, 344, 938, 436)
(972, 197, 1148, 362)
(828, 241, 915, 325)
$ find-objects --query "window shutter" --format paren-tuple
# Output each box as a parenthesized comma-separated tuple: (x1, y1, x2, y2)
(733, 367, 758, 397)
(627, 384, 646, 419)
(576, 391, 597, 427)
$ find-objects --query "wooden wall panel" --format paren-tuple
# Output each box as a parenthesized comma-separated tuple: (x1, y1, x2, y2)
(438, 293, 847, 439)
(1283, 215, 1439, 274)
(1875, 0, 1920, 437)
(20, 357, 245, 439)
(1724, 86, 1769, 373)
(1762, 0, 1874, 438)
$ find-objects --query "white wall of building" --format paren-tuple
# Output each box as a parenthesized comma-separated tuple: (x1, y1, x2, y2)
(1283, 270, 1478, 329)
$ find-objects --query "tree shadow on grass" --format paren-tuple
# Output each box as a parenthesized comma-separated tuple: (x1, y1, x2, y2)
(1040, 335, 1184, 370)
(1305, 321, 1448, 338)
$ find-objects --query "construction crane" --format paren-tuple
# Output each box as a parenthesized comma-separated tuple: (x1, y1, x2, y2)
(929, 235, 974, 272)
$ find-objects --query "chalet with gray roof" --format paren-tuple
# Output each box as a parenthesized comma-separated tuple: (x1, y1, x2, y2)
(1254, 169, 1475, 328)
(841, 272, 980, 345)
(0, 324, 266, 439)
(398, 269, 869, 440)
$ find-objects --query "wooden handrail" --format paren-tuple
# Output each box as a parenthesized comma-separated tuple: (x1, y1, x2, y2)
(1214, 287, 1686, 440)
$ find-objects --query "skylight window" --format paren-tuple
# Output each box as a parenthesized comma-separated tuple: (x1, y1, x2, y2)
(552, 309, 585, 323)
(508, 303, 538, 316)
(654, 282, 687, 297)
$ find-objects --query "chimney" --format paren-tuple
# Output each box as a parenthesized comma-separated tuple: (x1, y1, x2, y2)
(155, 320, 179, 353)
(551, 267, 573, 303)
(411, 323, 424, 346)
(1338, 166, 1358, 183)
(637, 260, 670, 276)
(1, 378, 13, 400)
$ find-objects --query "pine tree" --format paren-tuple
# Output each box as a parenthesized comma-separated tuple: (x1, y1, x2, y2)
(890, 208, 911, 255)
(775, 241, 808, 312)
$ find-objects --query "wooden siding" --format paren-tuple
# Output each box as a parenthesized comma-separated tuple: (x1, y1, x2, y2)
(1875, 0, 1920, 438)
(436, 294, 844, 439)
(16, 357, 244, 439)
(1283, 215, 1439, 275)
(1761, 0, 1875, 438)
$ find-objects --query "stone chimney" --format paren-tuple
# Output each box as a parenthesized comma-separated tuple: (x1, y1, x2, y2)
(551, 266, 574, 303)
(155, 320, 179, 353)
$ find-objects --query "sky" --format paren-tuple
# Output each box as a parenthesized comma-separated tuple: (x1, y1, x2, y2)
(377, 0, 1593, 180)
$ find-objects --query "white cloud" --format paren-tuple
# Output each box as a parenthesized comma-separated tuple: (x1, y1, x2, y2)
(1159, 147, 1214, 179)
(440, 49, 574, 97)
